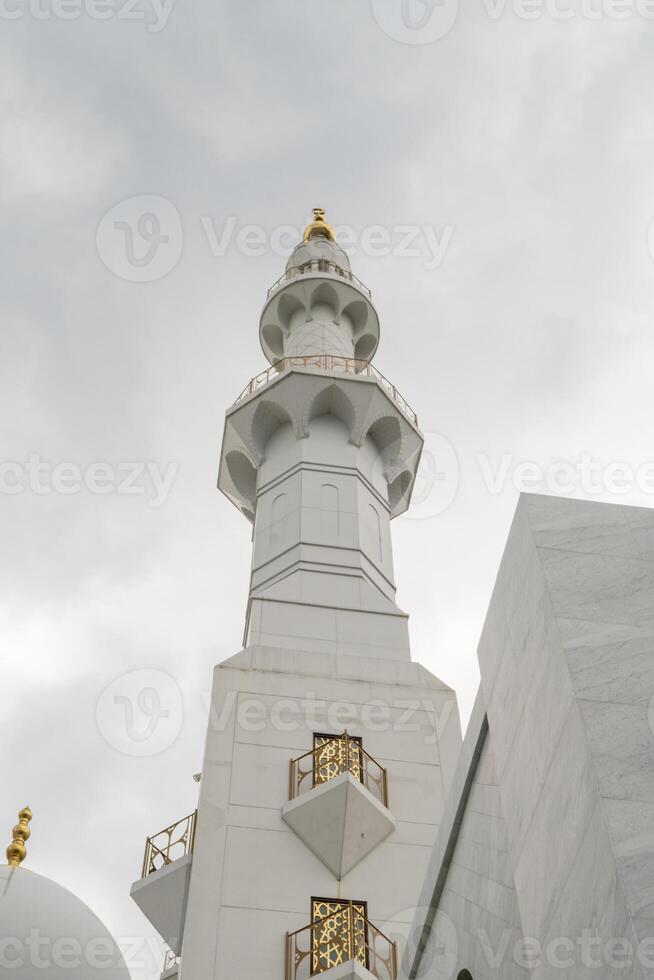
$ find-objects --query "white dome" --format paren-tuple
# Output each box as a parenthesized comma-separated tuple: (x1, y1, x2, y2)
(0, 866, 130, 978)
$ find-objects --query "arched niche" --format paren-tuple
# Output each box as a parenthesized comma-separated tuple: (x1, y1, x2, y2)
(365, 415, 403, 470)
(388, 469, 413, 512)
(225, 451, 257, 510)
(251, 399, 294, 460)
(261, 322, 285, 360)
(305, 383, 356, 440)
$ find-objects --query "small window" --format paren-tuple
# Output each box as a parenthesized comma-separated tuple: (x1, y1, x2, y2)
(457, 972, 474, 980)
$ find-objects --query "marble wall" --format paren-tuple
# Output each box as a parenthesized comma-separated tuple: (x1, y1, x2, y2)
(409, 494, 654, 980)
(180, 645, 461, 980)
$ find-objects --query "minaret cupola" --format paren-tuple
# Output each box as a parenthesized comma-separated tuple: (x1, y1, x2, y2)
(260, 208, 379, 364)
(284, 207, 352, 279)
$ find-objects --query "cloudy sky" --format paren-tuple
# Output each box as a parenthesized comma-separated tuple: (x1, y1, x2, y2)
(2, 0, 654, 974)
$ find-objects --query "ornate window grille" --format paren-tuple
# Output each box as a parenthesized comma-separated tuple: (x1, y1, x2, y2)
(289, 732, 389, 807)
(285, 900, 397, 980)
(313, 733, 363, 786)
(311, 899, 368, 973)
(141, 810, 197, 878)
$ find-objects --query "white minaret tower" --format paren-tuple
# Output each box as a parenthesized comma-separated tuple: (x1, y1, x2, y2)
(130, 210, 462, 980)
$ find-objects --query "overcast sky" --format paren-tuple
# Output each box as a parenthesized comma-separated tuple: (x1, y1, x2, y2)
(2, 0, 654, 975)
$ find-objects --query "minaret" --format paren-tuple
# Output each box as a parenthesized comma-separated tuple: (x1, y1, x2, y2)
(218, 207, 424, 661)
(130, 211, 462, 980)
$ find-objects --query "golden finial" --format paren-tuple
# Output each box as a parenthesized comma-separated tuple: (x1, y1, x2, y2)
(6, 807, 32, 868)
(303, 207, 336, 242)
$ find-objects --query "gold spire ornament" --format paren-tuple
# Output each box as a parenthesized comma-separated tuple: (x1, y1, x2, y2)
(6, 807, 32, 868)
(303, 207, 336, 242)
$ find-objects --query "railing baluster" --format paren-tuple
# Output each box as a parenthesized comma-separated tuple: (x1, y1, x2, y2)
(141, 810, 198, 878)
(233, 356, 417, 427)
(286, 909, 397, 980)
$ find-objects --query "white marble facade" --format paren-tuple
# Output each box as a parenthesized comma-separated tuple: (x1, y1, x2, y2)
(408, 493, 654, 980)
(176, 222, 463, 980)
(179, 646, 461, 980)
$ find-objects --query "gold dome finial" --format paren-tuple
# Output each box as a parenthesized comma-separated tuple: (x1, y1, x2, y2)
(303, 207, 336, 242)
(6, 807, 32, 868)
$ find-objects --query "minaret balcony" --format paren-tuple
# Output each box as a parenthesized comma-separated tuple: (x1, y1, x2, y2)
(285, 901, 397, 980)
(267, 260, 372, 301)
(282, 733, 395, 879)
(289, 731, 389, 805)
(233, 354, 418, 427)
(130, 810, 197, 957)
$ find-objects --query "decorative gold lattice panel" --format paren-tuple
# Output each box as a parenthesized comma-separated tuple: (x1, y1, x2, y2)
(313, 734, 362, 787)
(311, 899, 367, 974)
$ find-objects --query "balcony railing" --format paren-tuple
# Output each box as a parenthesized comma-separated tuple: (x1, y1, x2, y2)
(267, 260, 372, 300)
(162, 949, 180, 974)
(289, 732, 388, 808)
(285, 904, 397, 980)
(233, 355, 418, 426)
(141, 810, 197, 878)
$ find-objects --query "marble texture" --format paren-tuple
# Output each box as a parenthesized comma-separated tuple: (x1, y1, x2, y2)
(179, 645, 460, 980)
(406, 692, 528, 980)
(411, 493, 654, 980)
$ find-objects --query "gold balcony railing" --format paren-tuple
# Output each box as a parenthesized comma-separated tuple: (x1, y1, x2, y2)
(267, 260, 372, 300)
(233, 355, 418, 426)
(289, 732, 388, 808)
(141, 810, 197, 878)
(285, 903, 397, 980)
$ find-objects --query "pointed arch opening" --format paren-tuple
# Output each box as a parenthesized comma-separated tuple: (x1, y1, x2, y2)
(354, 332, 377, 362)
(261, 322, 285, 360)
(251, 399, 293, 460)
(308, 282, 339, 320)
(365, 415, 402, 471)
(306, 384, 356, 439)
(225, 451, 257, 510)
(388, 469, 413, 513)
